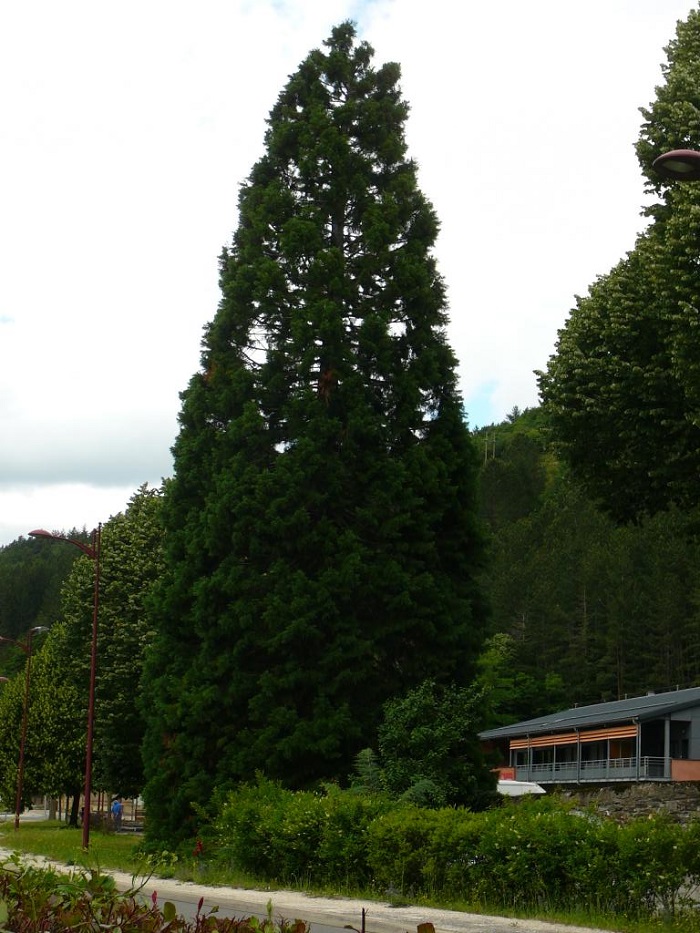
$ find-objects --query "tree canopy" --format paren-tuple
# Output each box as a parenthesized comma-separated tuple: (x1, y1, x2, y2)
(57, 484, 165, 798)
(141, 22, 487, 844)
(538, 7, 700, 522)
(0, 484, 166, 816)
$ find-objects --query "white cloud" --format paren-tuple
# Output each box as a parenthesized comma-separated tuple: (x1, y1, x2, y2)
(0, 0, 695, 543)
(0, 483, 142, 545)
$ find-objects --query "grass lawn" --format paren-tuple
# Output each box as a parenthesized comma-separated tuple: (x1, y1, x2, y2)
(0, 819, 146, 874)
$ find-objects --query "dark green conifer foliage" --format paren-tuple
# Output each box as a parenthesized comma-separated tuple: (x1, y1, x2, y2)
(142, 22, 486, 844)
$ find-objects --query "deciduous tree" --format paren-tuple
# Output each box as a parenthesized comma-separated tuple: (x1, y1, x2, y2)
(46, 484, 165, 800)
(538, 8, 700, 521)
(0, 627, 84, 813)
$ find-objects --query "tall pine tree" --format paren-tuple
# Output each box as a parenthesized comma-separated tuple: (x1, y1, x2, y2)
(141, 22, 487, 844)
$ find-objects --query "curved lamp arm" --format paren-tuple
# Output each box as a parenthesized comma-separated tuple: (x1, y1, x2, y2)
(29, 529, 97, 559)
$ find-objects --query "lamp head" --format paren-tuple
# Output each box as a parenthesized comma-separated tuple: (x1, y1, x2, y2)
(28, 528, 97, 558)
(652, 149, 700, 181)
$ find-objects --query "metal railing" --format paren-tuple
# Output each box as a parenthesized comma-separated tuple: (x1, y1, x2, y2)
(515, 756, 669, 783)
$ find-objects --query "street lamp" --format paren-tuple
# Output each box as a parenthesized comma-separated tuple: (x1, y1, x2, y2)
(652, 149, 700, 181)
(29, 526, 101, 848)
(0, 627, 49, 830)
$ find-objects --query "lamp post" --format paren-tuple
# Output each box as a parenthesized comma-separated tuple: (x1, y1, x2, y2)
(0, 627, 49, 830)
(29, 526, 101, 848)
(652, 149, 700, 181)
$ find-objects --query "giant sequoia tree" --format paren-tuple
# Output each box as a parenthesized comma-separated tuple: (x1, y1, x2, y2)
(141, 23, 487, 843)
(538, 8, 700, 522)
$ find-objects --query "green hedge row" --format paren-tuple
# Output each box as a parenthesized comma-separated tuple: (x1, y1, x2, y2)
(216, 780, 700, 921)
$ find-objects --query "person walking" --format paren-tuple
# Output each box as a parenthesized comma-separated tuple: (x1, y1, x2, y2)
(110, 796, 123, 832)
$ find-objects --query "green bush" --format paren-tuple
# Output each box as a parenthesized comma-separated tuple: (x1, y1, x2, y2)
(366, 806, 452, 895)
(367, 802, 700, 922)
(420, 808, 489, 899)
(217, 778, 391, 888)
(612, 815, 700, 918)
(216, 777, 291, 879)
(315, 787, 390, 888)
(468, 804, 603, 910)
(215, 781, 700, 924)
(270, 789, 326, 884)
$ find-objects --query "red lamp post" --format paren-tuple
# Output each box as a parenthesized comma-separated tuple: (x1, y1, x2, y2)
(0, 627, 49, 830)
(29, 526, 101, 848)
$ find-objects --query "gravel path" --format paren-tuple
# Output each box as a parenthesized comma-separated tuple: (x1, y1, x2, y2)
(0, 846, 617, 933)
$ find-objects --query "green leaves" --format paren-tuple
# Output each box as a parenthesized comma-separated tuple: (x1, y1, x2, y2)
(539, 203, 700, 521)
(0, 856, 309, 932)
(637, 9, 700, 195)
(20, 484, 167, 802)
(378, 680, 497, 809)
(539, 8, 700, 522)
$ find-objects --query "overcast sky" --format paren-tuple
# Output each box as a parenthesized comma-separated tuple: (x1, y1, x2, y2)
(0, 0, 695, 546)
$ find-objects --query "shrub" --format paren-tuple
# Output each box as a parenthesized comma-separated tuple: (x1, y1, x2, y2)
(216, 782, 700, 925)
(216, 777, 291, 879)
(0, 855, 310, 932)
(315, 787, 391, 888)
(217, 778, 391, 888)
(468, 803, 603, 910)
(613, 815, 699, 918)
(366, 806, 448, 895)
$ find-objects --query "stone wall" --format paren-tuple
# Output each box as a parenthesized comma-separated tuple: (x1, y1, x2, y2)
(558, 782, 700, 823)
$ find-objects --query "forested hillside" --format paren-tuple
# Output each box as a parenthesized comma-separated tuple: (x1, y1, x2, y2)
(0, 532, 85, 666)
(476, 407, 700, 723)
